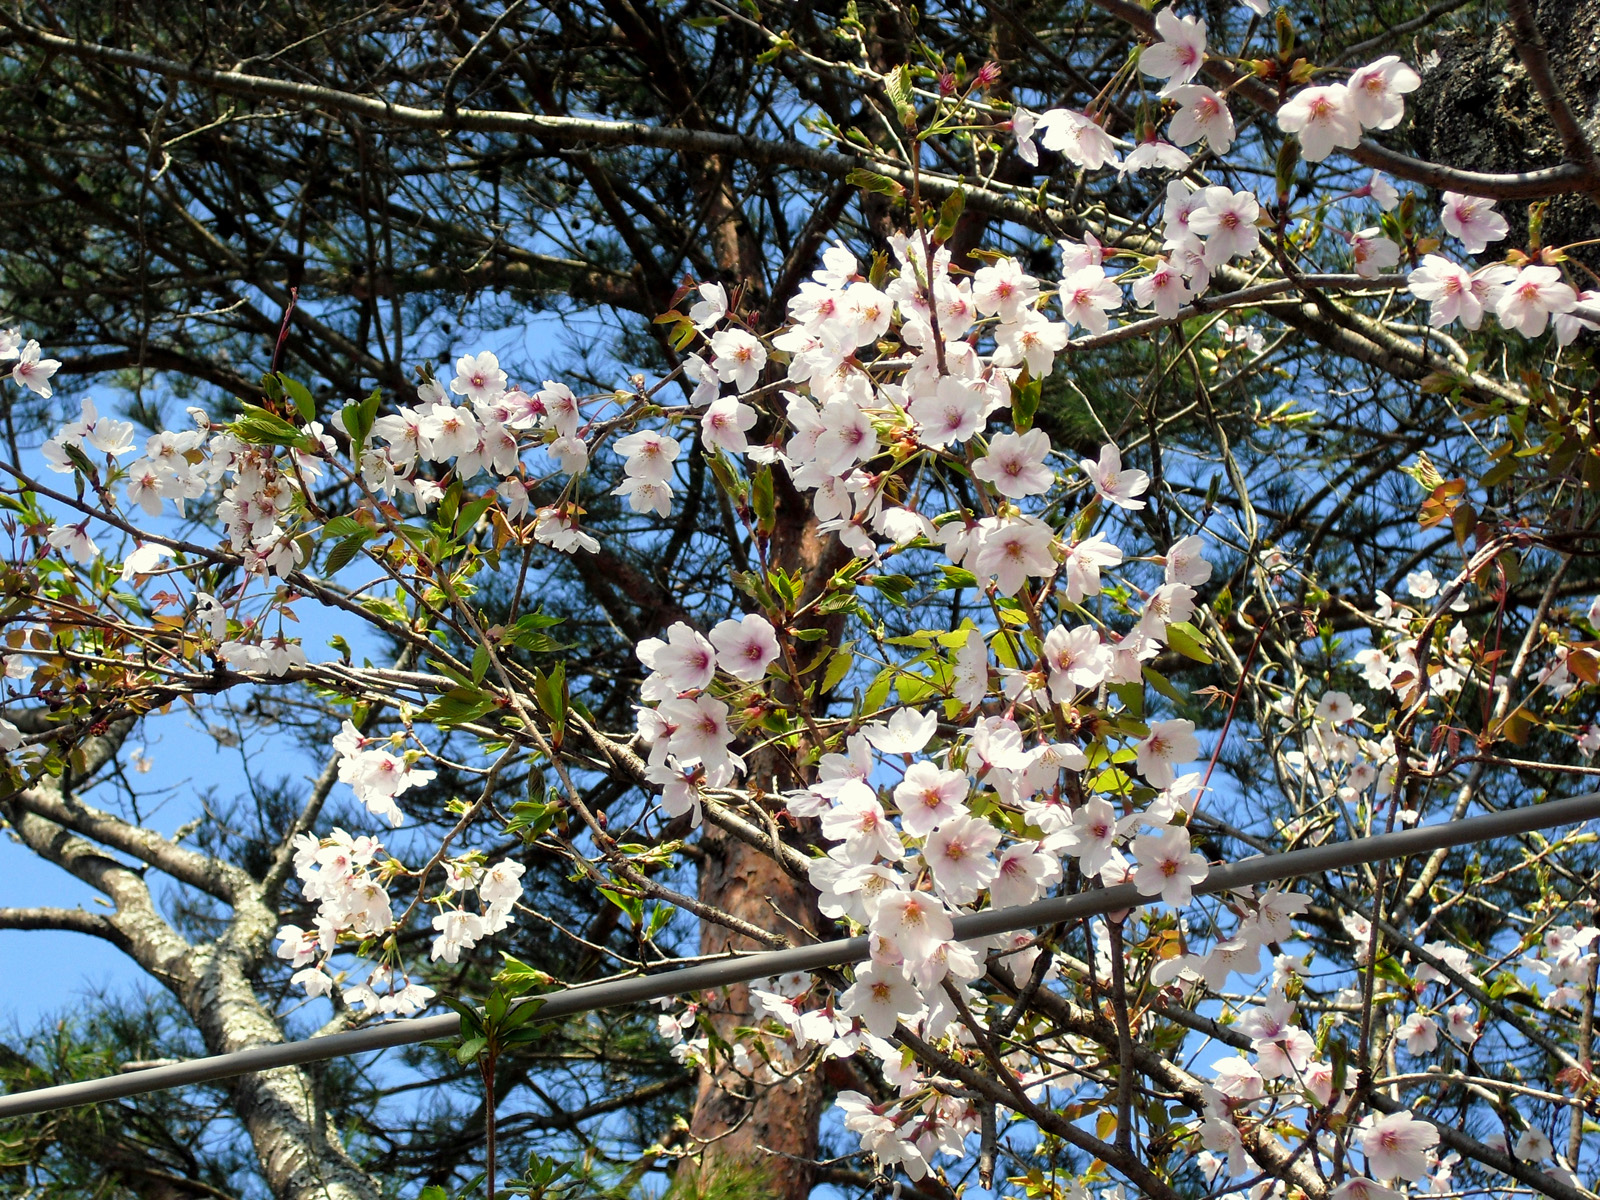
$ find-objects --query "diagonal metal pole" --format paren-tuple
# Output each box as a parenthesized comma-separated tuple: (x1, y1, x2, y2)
(3, 791, 1598, 1119)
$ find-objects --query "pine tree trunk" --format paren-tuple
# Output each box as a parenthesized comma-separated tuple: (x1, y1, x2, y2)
(684, 476, 846, 1200)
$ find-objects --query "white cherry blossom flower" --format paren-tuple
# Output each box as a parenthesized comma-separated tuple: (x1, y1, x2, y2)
(840, 961, 921, 1036)
(637, 621, 716, 694)
(1188, 186, 1260, 265)
(1062, 532, 1124, 602)
(11, 339, 60, 397)
(1397, 1012, 1439, 1055)
(1278, 84, 1362, 162)
(1132, 825, 1208, 906)
(863, 708, 937, 755)
(821, 782, 905, 862)
(1350, 228, 1400, 278)
(431, 909, 487, 963)
(989, 841, 1060, 908)
(46, 522, 98, 564)
(451, 351, 507, 404)
(1043, 625, 1111, 699)
(992, 310, 1069, 377)
(1440, 192, 1509, 254)
(1168, 84, 1235, 152)
(1347, 56, 1420, 130)
(1140, 8, 1207, 85)
(708, 613, 779, 682)
(1060, 796, 1120, 876)
(1081, 443, 1149, 511)
(688, 280, 729, 331)
(922, 813, 1001, 904)
(971, 258, 1041, 322)
(973, 429, 1055, 498)
(710, 329, 767, 391)
(1035, 108, 1120, 170)
(1057, 267, 1122, 334)
(893, 762, 968, 838)
(1496, 265, 1578, 337)
(870, 888, 955, 966)
(701, 397, 757, 455)
(1513, 1126, 1553, 1163)
(1360, 1111, 1440, 1182)
(972, 516, 1056, 596)
(1132, 255, 1191, 319)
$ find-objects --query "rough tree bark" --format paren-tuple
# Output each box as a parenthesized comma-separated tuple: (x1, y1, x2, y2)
(684, 478, 847, 1200)
(0, 719, 378, 1200)
(1411, 0, 1600, 268)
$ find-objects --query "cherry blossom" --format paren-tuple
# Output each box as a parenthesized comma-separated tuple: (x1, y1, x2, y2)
(1167, 84, 1235, 152)
(1440, 192, 1510, 254)
(709, 329, 767, 391)
(863, 708, 937, 755)
(10, 339, 60, 397)
(637, 621, 716, 695)
(840, 960, 921, 1036)
(1347, 56, 1421, 130)
(892, 762, 969, 837)
(1131, 255, 1192, 319)
(1188, 186, 1260, 265)
(1080, 443, 1149, 511)
(1278, 84, 1362, 162)
(921, 813, 1001, 904)
(1360, 1111, 1440, 1181)
(1131, 825, 1209, 906)
(1140, 8, 1207, 85)
(972, 429, 1054, 498)
(1408, 256, 1512, 330)
(708, 613, 779, 682)
(1136, 718, 1200, 788)
(1035, 107, 1120, 170)
(451, 351, 507, 404)
(1057, 266, 1123, 334)
(1496, 265, 1578, 337)
(701, 397, 758, 454)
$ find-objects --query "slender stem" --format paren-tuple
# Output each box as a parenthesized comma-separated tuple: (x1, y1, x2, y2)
(481, 1049, 498, 1199)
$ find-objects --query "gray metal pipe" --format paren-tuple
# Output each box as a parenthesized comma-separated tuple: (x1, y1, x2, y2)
(3, 790, 1597, 1119)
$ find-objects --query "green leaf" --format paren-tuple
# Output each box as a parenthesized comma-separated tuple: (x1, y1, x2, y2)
(940, 565, 979, 590)
(532, 663, 567, 726)
(862, 666, 894, 713)
(820, 641, 856, 695)
(233, 403, 308, 448)
(932, 188, 966, 244)
(277, 374, 315, 423)
(1164, 621, 1213, 664)
(597, 885, 644, 925)
(752, 465, 776, 536)
(1012, 374, 1041, 432)
(846, 168, 907, 199)
(455, 494, 494, 537)
(325, 531, 374, 574)
(419, 686, 499, 728)
(1143, 664, 1185, 704)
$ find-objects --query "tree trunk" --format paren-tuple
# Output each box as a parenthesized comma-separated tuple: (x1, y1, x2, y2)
(1410, 0, 1600, 270)
(685, 475, 847, 1200)
(183, 913, 380, 1200)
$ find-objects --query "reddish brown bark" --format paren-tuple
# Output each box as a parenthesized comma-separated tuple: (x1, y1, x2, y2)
(685, 475, 848, 1200)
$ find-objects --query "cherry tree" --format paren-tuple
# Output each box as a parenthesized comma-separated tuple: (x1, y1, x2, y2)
(3, 3, 1600, 1200)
